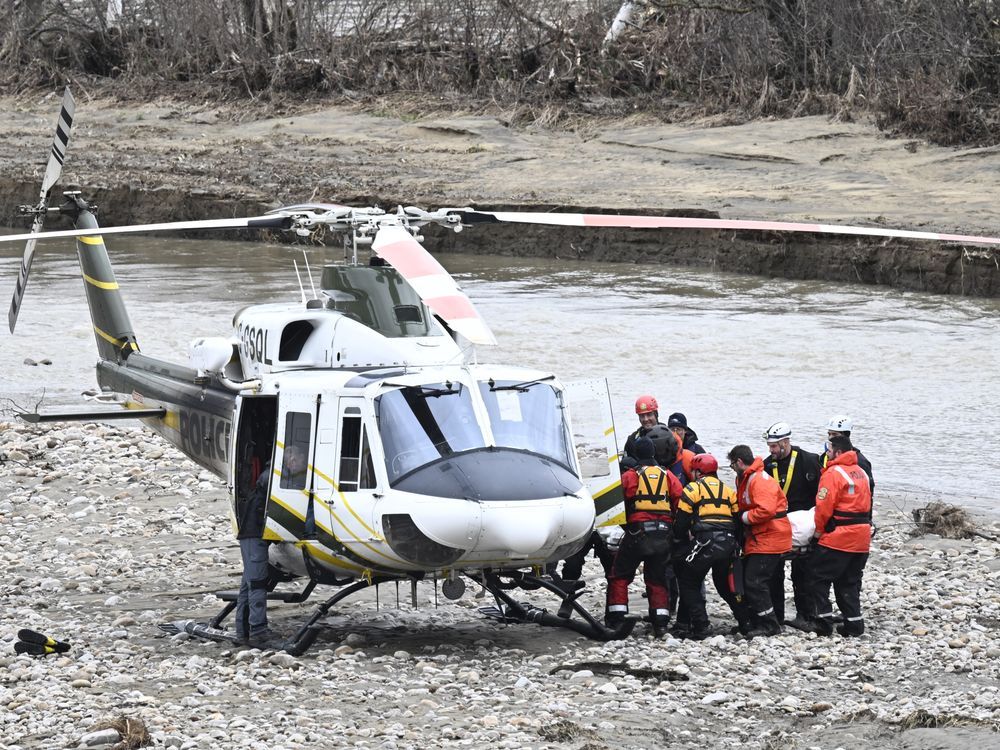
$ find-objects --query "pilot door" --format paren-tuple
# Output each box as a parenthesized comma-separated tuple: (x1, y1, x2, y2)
(269, 393, 318, 541)
(314, 398, 382, 564)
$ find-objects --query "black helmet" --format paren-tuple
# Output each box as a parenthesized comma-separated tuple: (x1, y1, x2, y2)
(633, 436, 656, 460)
(646, 425, 679, 465)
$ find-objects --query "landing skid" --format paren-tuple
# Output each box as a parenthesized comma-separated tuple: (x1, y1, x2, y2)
(161, 577, 388, 656)
(160, 567, 630, 656)
(471, 570, 635, 641)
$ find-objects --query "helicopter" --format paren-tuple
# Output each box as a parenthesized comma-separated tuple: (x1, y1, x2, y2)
(3, 89, 632, 652)
(6, 90, 1000, 655)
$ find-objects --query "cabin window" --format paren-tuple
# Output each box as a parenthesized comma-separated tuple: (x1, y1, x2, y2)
(279, 320, 315, 361)
(280, 411, 311, 489)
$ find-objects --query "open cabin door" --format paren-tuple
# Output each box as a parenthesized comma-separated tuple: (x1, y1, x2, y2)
(231, 395, 278, 536)
(564, 378, 625, 528)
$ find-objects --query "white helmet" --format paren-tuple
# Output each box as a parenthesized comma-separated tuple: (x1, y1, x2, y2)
(762, 421, 792, 443)
(826, 415, 853, 433)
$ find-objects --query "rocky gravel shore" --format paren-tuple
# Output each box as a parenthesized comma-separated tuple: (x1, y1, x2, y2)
(2, 421, 999, 749)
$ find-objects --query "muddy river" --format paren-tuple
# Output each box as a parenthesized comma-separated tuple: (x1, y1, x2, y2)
(2, 233, 997, 511)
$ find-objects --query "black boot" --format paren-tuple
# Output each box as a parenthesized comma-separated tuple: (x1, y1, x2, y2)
(745, 614, 782, 638)
(605, 611, 626, 629)
(651, 618, 671, 639)
(837, 621, 864, 637)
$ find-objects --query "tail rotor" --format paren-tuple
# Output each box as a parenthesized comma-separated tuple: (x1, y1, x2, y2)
(8, 87, 75, 333)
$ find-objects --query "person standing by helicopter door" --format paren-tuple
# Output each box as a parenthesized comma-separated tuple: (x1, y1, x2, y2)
(234, 444, 308, 647)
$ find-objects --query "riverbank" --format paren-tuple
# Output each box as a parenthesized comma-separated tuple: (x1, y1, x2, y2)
(0, 91, 999, 296)
(1, 421, 998, 749)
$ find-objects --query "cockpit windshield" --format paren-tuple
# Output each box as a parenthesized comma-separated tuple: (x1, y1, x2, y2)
(376, 378, 575, 485)
(376, 383, 486, 482)
(478, 380, 574, 470)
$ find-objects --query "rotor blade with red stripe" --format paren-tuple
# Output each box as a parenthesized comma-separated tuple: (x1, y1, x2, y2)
(372, 225, 497, 347)
(8, 87, 75, 333)
(0, 215, 293, 247)
(454, 209, 1000, 247)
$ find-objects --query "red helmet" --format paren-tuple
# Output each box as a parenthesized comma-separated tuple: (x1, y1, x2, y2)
(690, 453, 719, 475)
(634, 395, 659, 415)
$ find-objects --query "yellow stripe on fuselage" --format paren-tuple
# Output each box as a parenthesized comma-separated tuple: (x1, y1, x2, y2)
(93, 325, 138, 350)
(268, 492, 392, 569)
(78, 235, 104, 245)
(82, 272, 119, 290)
(313, 466, 382, 539)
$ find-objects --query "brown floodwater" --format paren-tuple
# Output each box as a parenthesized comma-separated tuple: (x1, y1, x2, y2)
(2, 231, 998, 511)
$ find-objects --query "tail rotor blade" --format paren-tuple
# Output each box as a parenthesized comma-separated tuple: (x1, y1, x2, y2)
(41, 87, 75, 195)
(9, 220, 43, 334)
(372, 225, 497, 347)
(8, 87, 76, 333)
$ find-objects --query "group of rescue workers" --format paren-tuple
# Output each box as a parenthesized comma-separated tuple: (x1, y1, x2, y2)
(568, 396, 875, 640)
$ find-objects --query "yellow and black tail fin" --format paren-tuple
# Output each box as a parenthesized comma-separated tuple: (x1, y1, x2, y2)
(67, 195, 140, 363)
(15, 628, 71, 655)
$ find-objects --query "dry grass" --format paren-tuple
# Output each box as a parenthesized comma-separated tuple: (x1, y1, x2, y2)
(3, 1, 1000, 145)
(88, 716, 151, 750)
(897, 708, 1000, 731)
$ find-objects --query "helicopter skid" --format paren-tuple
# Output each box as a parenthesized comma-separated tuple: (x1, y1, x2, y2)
(472, 571, 636, 642)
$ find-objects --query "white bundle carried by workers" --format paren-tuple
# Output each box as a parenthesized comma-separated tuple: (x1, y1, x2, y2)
(787, 509, 816, 549)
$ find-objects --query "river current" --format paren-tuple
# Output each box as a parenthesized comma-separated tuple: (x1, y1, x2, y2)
(2, 233, 997, 512)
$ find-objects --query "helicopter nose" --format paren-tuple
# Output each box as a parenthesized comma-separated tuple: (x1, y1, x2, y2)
(478, 501, 563, 555)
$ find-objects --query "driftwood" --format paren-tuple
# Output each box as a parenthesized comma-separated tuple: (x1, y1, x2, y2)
(549, 659, 689, 682)
(911, 501, 996, 541)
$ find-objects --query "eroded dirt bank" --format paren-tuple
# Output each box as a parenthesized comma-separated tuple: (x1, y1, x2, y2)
(1, 94, 998, 296)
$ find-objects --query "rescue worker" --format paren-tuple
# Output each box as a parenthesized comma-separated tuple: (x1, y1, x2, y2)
(761, 421, 821, 629)
(673, 454, 746, 639)
(822, 415, 875, 495)
(727, 444, 792, 637)
(651, 421, 696, 485)
(606, 436, 683, 637)
(808, 435, 873, 636)
(646, 425, 683, 619)
(621, 395, 665, 470)
(667, 412, 706, 455)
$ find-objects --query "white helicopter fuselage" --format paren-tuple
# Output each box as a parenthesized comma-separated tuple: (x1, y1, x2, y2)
(204, 294, 596, 581)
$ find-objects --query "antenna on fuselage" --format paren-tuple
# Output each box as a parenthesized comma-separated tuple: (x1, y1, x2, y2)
(301, 249, 317, 299)
(293, 259, 307, 304)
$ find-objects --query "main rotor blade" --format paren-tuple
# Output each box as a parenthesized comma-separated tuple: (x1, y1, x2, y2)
(9, 87, 75, 333)
(455, 209, 1000, 248)
(0, 215, 292, 246)
(371, 225, 498, 347)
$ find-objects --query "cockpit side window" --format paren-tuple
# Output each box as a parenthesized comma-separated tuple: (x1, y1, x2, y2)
(338, 415, 378, 492)
(339, 415, 362, 492)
